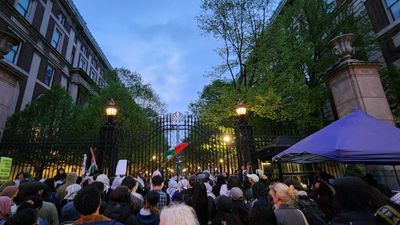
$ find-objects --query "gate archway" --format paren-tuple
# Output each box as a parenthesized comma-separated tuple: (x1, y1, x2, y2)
(117, 112, 238, 178)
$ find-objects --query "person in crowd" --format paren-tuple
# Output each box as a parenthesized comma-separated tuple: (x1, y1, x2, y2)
(73, 185, 123, 225)
(43, 179, 57, 205)
(159, 203, 199, 225)
(248, 199, 277, 225)
(212, 175, 225, 198)
(220, 175, 241, 197)
(166, 180, 178, 200)
(173, 179, 189, 201)
(59, 184, 81, 215)
(121, 176, 143, 214)
(137, 191, 160, 225)
(16, 182, 58, 225)
(150, 175, 169, 210)
(211, 196, 242, 225)
(95, 174, 112, 203)
(256, 169, 269, 187)
(57, 172, 78, 202)
(13, 172, 26, 186)
(229, 187, 248, 225)
(251, 180, 267, 206)
(0, 185, 18, 200)
(311, 178, 337, 221)
(90, 182, 108, 214)
(330, 176, 380, 225)
(4, 207, 38, 225)
(104, 186, 139, 225)
(284, 178, 328, 225)
(18, 195, 49, 225)
(0, 182, 15, 194)
(245, 174, 259, 202)
(375, 192, 400, 225)
(204, 183, 216, 220)
(54, 168, 67, 185)
(0, 196, 12, 224)
(181, 175, 209, 225)
(269, 182, 309, 225)
(80, 176, 93, 188)
(110, 175, 124, 190)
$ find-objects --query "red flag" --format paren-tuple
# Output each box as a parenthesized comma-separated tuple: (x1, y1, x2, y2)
(174, 142, 189, 155)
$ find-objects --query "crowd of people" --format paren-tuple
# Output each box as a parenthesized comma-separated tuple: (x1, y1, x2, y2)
(0, 165, 399, 225)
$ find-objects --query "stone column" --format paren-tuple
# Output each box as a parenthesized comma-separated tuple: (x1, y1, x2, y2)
(324, 34, 398, 188)
(323, 33, 395, 124)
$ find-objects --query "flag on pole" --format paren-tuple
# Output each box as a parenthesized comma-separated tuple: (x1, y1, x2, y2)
(88, 148, 98, 175)
(164, 142, 190, 161)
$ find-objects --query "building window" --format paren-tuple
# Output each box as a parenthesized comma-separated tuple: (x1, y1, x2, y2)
(16, 0, 31, 17)
(90, 67, 97, 81)
(70, 48, 75, 65)
(58, 13, 65, 26)
(79, 56, 87, 71)
(4, 44, 20, 63)
(51, 29, 62, 49)
(385, 0, 400, 20)
(44, 65, 55, 86)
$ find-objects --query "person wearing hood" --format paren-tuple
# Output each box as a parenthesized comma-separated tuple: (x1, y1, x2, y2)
(212, 175, 225, 198)
(137, 191, 160, 225)
(104, 186, 139, 225)
(54, 168, 67, 184)
(0, 196, 12, 224)
(96, 174, 112, 203)
(166, 180, 178, 200)
(59, 184, 81, 222)
(56, 172, 78, 202)
(211, 196, 243, 225)
(172, 179, 189, 201)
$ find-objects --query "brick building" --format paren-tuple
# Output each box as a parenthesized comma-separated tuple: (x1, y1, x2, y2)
(0, 0, 112, 137)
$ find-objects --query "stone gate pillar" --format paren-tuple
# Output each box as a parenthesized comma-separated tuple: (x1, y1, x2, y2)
(324, 33, 398, 188)
(324, 34, 394, 124)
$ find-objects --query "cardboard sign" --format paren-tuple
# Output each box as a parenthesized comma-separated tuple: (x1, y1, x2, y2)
(115, 160, 127, 175)
(0, 157, 13, 181)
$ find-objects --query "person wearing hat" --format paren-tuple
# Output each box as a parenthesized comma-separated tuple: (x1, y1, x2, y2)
(230, 187, 249, 224)
(245, 174, 259, 202)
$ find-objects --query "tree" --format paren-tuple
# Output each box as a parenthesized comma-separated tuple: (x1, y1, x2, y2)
(116, 68, 166, 118)
(197, 0, 273, 90)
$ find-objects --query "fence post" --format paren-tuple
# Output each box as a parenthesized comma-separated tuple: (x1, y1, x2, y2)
(97, 117, 119, 177)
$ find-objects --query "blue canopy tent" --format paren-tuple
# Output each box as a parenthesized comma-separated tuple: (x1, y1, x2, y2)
(273, 110, 400, 164)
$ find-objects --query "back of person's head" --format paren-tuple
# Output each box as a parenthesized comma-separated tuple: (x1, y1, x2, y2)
(188, 175, 198, 188)
(249, 200, 277, 225)
(4, 208, 38, 225)
(91, 181, 105, 193)
(152, 175, 164, 186)
(145, 191, 160, 215)
(332, 176, 371, 211)
(253, 182, 267, 200)
(269, 182, 298, 205)
(65, 184, 81, 200)
(110, 186, 131, 203)
(66, 172, 78, 183)
(215, 196, 233, 213)
(121, 176, 137, 190)
(227, 175, 241, 190)
(74, 185, 101, 216)
(216, 175, 225, 185)
(160, 203, 199, 225)
(283, 178, 303, 191)
(18, 195, 43, 212)
(0, 185, 18, 199)
(20, 181, 45, 197)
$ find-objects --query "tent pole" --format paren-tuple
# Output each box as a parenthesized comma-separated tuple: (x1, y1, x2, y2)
(393, 165, 400, 188)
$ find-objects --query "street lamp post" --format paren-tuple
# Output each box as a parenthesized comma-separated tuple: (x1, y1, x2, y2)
(234, 102, 257, 172)
(98, 100, 119, 176)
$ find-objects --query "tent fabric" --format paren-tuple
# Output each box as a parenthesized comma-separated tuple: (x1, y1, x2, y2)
(272, 110, 400, 164)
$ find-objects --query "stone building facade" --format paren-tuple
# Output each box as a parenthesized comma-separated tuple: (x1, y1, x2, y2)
(0, 0, 112, 137)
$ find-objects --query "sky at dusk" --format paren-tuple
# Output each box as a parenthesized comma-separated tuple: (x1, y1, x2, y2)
(73, 0, 223, 113)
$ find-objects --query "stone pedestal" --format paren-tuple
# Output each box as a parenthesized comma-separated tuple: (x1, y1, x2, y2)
(324, 60, 395, 124)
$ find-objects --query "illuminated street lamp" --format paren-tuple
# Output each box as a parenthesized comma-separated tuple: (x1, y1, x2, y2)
(235, 102, 247, 116)
(105, 99, 118, 117)
(223, 134, 232, 143)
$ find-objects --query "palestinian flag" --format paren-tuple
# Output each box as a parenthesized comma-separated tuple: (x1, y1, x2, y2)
(88, 148, 98, 175)
(164, 142, 190, 161)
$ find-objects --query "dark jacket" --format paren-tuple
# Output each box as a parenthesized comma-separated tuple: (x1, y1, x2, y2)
(136, 209, 159, 225)
(232, 200, 249, 225)
(104, 201, 139, 225)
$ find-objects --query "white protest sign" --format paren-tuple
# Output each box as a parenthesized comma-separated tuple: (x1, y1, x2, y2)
(115, 159, 127, 175)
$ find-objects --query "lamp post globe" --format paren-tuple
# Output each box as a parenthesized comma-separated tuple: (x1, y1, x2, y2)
(223, 134, 231, 143)
(105, 100, 118, 117)
(235, 102, 247, 116)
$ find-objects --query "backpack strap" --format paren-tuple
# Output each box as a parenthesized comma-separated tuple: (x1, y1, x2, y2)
(376, 205, 400, 225)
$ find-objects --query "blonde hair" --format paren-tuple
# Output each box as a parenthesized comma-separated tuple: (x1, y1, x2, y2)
(269, 182, 298, 205)
(160, 203, 199, 225)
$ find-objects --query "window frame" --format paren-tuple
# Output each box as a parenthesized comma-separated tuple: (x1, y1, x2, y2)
(384, 0, 400, 21)
(15, 0, 31, 17)
(4, 43, 21, 64)
(44, 64, 55, 87)
(51, 28, 63, 50)
(78, 55, 87, 71)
